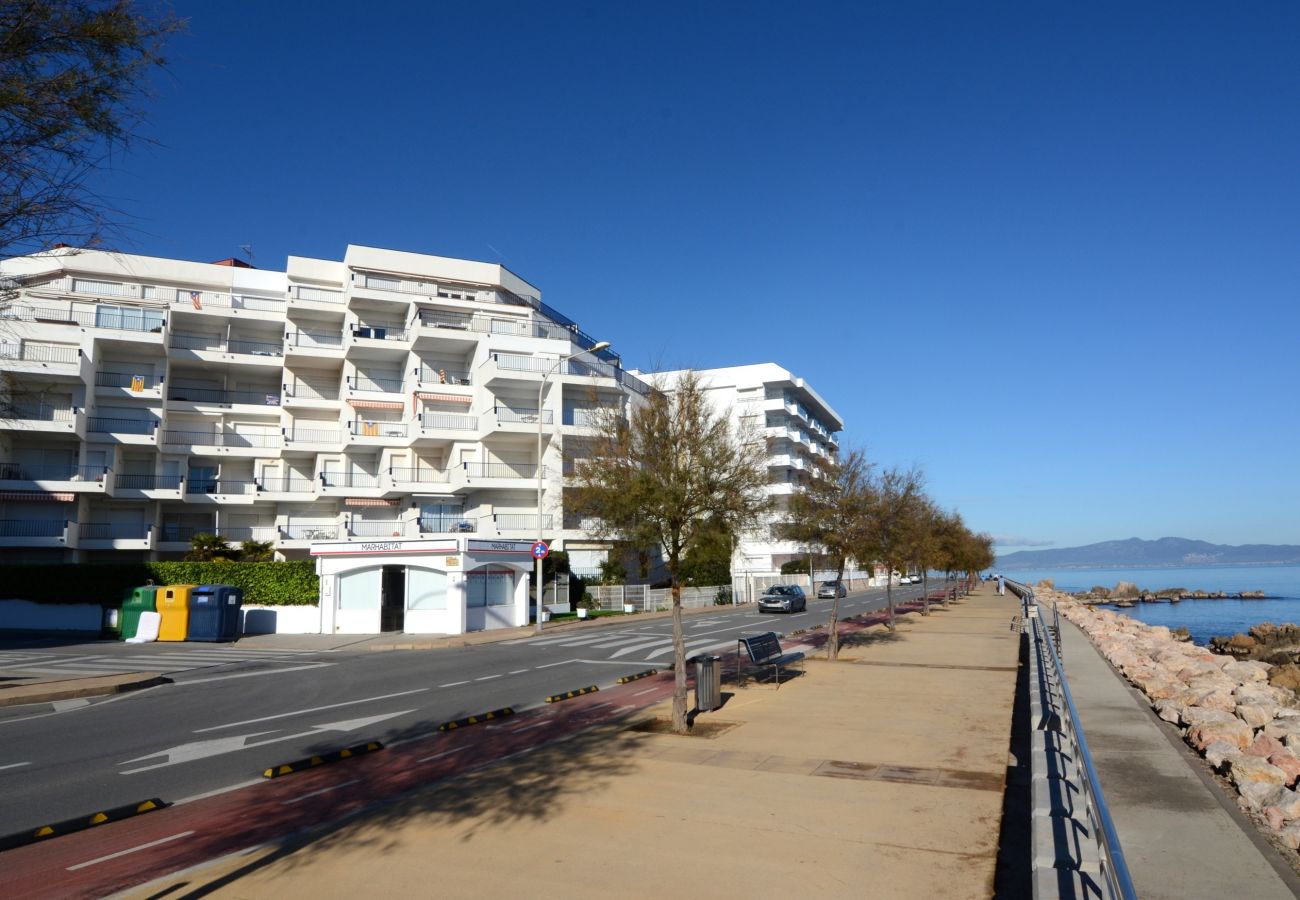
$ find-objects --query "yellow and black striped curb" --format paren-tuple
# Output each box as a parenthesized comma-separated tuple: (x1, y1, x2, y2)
(545, 685, 599, 703)
(0, 798, 166, 852)
(262, 741, 383, 778)
(437, 707, 514, 731)
(615, 669, 658, 685)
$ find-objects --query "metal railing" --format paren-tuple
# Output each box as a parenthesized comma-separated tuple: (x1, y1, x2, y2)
(487, 352, 557, 375)
(0, 342, 79, 364)
(8, 401, 75, 422)
(163, 429, 279, 448)
(415, 309, 572, 341)
(319, 471, 380, 488)
(349, 519, 406, 537)
(418, 515, 475, 534)
(286, 330, 344, 349)
(168, 386, 282, 406)
(1008, 579, 1135, 900)
(222, 526, 279, 542)
(351, 325, 408, 342)
(288, 284, 345, 304)
(462, 462, 539, 479)
(0, 519, 67, 537)
(283, 426, 343, 444)
(228, 337, 283, 357)
(491, 406, 553, 425)
(350, 420, 408, 438)
(88, 416, 157, 436)
(284, 381, 340, 401)
(80, 522, 151, 540)
(95, 371, 161, 390)
(347, 374, 404, 394)
(280, 524, 341, 540)
(414, 366, 472, 386)
(0, 462, 107, 481)
(115, 473, 182, 490)
(494, 513, 550, 531)
(158, 525, 206, 543)
(419, 412, 478, 431)
(170, 333, 283, 357)
(186, 479, 257, 495)
(257, 476, 316, 493)
(1, 303, 164, 332)
(389, 467, 449, 484)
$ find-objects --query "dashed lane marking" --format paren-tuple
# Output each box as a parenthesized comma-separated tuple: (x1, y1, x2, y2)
(282, 779, 360, 805)
(416, 746, 467, 764)
(194, 688, 431, 733)
(66, 831, 195, 871)
(439, 680, 470, 687)
(0, 762, 31, 771)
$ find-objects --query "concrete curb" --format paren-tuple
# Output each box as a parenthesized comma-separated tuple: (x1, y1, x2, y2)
(545, 685, 599, 703)
(262, 741, 384, 779)
(0, 798, 166, 851)
(0, 673, 169, 708)
(436, 707, 514, 732)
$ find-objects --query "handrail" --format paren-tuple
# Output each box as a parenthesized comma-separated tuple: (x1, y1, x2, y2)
(1006, 579, 1136, 900)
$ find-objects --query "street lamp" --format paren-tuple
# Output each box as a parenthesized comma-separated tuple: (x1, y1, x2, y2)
(535, 340, 611, 632)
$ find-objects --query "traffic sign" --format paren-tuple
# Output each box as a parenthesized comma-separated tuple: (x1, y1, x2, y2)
(531, 541, 549, 560)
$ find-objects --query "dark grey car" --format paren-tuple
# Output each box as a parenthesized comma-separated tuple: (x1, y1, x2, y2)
(758, 584, 807, 613)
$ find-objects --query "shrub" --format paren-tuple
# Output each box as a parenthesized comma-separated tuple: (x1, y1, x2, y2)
(0, 561, 318, 606)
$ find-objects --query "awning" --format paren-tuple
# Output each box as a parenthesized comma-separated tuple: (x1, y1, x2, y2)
(0, 491, 75, 502)
(348, 399, 404, 410)
(415, 392, 472, 404)
(345, 497, 400, 507)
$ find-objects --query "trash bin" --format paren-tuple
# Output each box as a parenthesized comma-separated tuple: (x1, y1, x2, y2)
(693, 655, 722, 712)
(119, 586, 157, 641)
(186, 584, 244, 642)
(157, 584, 196, 641)
(101, 605, 122, 639)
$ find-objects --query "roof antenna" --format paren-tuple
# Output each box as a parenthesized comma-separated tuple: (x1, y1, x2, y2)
(239, 244, 254, 264)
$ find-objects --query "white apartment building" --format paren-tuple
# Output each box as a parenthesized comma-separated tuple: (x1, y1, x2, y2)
(641, 364, 843, 575)
(0, 245, 645, 614)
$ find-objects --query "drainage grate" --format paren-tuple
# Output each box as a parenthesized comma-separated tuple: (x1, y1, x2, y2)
(815, 759, 1003, 792)
(851, 660, 1018, 672)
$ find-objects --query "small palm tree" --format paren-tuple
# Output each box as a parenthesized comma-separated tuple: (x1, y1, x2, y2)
(239, 539, 274, 562)
(187, 532, 238, 562)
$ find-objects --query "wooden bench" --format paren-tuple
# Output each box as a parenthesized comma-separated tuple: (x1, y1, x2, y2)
(737, 631, 805, 688)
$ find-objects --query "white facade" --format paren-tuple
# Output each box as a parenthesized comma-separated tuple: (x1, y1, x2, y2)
(641, 363, 843, 574)
(0, 245, 645, 605)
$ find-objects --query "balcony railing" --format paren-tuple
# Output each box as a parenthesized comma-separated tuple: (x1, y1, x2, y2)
(0, 519, 67, 537)
(80, 522, 151, 540)
(168, 386, 282, 406)
(170, 333, 283, 357)
(257, 476, 315, 493)
(284, 381, 340, 401)
(228, 337, 283, 357)
(463, 462, 540, 479)
(418, 515, 475, 534)
(158, 524, 207, 543)
(162, 430, 279, 448)
(222, 525, 279, 542)
(0, 342, 79, 364)
(346, 374, 404, 393)
(349, 519, 406, 537)
(350, 420, 408, 438)
(389, 467, 449, 484)
(414, 366, 472, 386)
(415, 309, 570, 340)
(171, 291, 285, 313)
(8, 401, 75, 422)
(494, 513, 551, 531)
(0, 463, 107, 481)
(419, 412, 478, 431)
(280, 523, 341, 540)
(286, 330, 344, 349)
(283, 426, 342, 444)
(288, 285, 344, 304)
(115, 473, 182, 490)
(352, 325, 408, 342)
(320, 471, 380, 488)
(1, 303, 164, 332)
(95, 371, 161, 390)
(491, 406, 553, 425)
(88, 416, 157, 436)
(487, 352, 557, 375)
(186, 479, 257, 495)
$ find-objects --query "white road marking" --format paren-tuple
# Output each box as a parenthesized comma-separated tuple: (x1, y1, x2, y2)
(177, 663, 334, 685)
(417, 746, 468, 763)
(534, 660, 575, 669)
(282, 779, 360, 805)
(440, 680, 470, 687)
(51, 699, 91, 711)
(0, 761, 31, 771)
(644, 638, 739, 660)
(474, 674, 502, 681)
(194, 688, 430, 733)
(632, 688, 657, 697)
(508, 669, 529, 675)
(510, 720, 548, 733)
(66, 831, 195, 871)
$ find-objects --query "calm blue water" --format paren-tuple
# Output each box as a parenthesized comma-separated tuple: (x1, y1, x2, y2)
(1000, 564, 1300, 647)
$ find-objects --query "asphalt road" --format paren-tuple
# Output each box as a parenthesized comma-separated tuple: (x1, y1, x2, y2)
(0, 580, 945, 834)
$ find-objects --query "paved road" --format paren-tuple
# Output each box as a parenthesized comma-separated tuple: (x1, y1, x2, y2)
(0, 581, 944, 834)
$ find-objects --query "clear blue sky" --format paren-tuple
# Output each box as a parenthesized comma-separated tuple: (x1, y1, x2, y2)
(93, 2, 1300, 550)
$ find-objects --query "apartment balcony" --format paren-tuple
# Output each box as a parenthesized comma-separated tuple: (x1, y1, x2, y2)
(1, 302, 165, 346)
(282, 380, 342, 411)
(388, 466, 450, 492)
(78, 522, 153, 551)
(0, 402, 84, 437)
(281, 425, 344, 452)
(767, 482, 798, 496)
(255, 475, 317, 501)
(451, 462, 542, 492)
(277, 523, 343, 548)
(0, 462, 110, 495)
(287, 284, 346, 310)
(166, 385, 283, 411)
(94, 370, 165, 402)
(168, 289, 286, 322)
(478, 352, 559, 385)
(346, 519, 409, 539)
(768, 453, 807, 471)
(317, 471, 385, 499)
(155, 524, 210, 551)
(346, 325, 412, 358)
(412, 309, 567, 342)
(483, 405, 553, 435)
(109, 472, 184, 501)
(0, 518, 73, 548)
(285, 329, 345, 360)
(222, 525, 279, 543)
(413, 365, 472, 388)
(161, 428, 281, 456)
(0, 341, 81, 376)
(86, 415, 159, 446)
(184, 479, 258, 505)
(348, 418, 412, 447)
(417, 515, 476, 535)
(168, 332, 285, 368)
(414, 412, 478, 442)
(487, 513, 551, 537)
(345, 374, 405, 399)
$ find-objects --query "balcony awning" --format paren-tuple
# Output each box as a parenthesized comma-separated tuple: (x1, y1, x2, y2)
(345, 497, 399, 507)
(0, 490, 75, 502)
(415, 391, 472, 403)
(348, 399, 404, 410)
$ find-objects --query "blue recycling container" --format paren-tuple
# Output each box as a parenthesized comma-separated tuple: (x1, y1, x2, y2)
(185, 584, 244, 642)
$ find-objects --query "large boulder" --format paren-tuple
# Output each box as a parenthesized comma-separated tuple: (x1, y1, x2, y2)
(1111, 581, 1140, 598)
(1204, 740, 1242, 770)
(1229, 755, 1288, 789)
(1245, 734, 1288, 760)
(1189, 686, 1238, 713)
(1181, 706, 1238, 728)
(1189, 718, 1253, 751)
(1236, 703, 1277, 729)
(1240, 781, 1289, 811)
(1269, 664, 1300, 694)
(1279, 823, 1300, 850)
(1223, 659, 1271, 683)
(1270, 752, 1300, 788)
(1154, 700, 1186, 724)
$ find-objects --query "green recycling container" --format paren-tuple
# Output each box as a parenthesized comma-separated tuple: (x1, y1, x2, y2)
(120, 586, 158, 641)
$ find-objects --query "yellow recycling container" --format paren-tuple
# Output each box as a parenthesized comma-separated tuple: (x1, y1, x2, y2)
(157, 584, 196, 641)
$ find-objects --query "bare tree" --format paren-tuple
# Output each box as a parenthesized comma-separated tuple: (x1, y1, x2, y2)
(0, 0, 181, 258)
(569, 371, 770, 733)
(904, 496, 943, 616)
(861, 465, 925, 632)
(786, 446, 874, 660)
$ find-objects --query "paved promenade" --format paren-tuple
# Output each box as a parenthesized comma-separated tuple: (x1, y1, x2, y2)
(1061, 618, 1300, 899)
(125, 587, 1022, 900)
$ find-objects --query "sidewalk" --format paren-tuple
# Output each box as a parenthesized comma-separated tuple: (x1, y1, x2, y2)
(126, 585, 1022, 900)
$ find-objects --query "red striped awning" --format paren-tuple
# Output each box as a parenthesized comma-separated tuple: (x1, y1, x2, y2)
(344, 497, 400, 507)
(348, 399, 404, 410)
(0, 491, 75, 502)
(415, 392, 472, 404)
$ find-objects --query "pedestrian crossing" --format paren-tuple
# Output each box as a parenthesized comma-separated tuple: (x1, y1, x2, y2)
(504, 624, 770, 662)
(0, 647, 319, 679)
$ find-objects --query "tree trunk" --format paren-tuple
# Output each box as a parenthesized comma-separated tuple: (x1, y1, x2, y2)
(886, 579, 896, 631)
(828, 559, 846, 660)
(670, 578, 688, 734)
(922, 571, 929, 616)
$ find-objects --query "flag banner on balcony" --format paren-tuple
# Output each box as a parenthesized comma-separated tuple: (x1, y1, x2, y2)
(0, 491, 75, 502)
(344, 497, 399, 507)
(347, 399, 404, 410)
(130, 375, 145, 392)
(415, 392, 472, 403)
(190, 291, 202, 310)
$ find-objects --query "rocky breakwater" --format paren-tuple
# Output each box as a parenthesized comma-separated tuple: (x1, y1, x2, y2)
(1042, 586, 1300, 852)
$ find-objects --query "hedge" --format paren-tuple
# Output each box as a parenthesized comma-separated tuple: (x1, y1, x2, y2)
(0, 562, 318, 606)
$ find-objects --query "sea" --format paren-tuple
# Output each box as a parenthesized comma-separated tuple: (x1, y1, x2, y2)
(999, 564, 1300, 647)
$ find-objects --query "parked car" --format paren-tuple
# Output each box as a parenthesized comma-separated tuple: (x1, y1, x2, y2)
(758, 584, 807, 613)
(817, 581, 847, 599)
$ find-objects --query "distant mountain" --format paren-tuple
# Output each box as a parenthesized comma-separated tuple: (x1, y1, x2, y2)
(996, 537, 1300, 570)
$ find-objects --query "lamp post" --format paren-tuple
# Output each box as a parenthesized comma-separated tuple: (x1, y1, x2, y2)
(536, 340, 610, 633)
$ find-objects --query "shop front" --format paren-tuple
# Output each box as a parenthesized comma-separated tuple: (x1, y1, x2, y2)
(311, 537, 535, 635)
